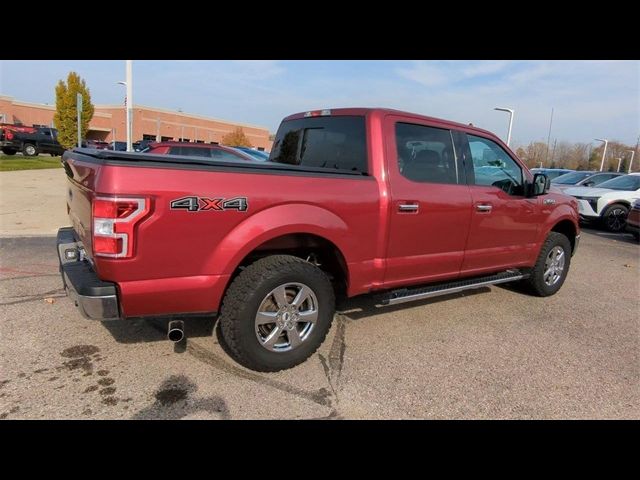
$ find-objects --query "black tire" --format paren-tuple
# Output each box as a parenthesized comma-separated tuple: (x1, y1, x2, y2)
(22, 143, 38, 156)
(219, 255, 335, 372)
(522, 232, 572, 297)
(601, 203, 629, 233)
(1, 148, 17, 155)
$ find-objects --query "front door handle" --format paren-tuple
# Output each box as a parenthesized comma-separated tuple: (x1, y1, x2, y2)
(476, 204, 493, 212)
(398, 203, 419, 213)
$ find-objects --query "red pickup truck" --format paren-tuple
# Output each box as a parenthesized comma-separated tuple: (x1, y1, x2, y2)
(57, 108, 580, 371)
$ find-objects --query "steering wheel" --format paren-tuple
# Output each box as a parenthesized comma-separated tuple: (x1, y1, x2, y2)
(492, 178, 516, 195)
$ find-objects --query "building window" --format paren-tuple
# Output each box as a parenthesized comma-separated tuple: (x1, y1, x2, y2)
(161, 136, 173, 142)
(142, 134, 156, 141)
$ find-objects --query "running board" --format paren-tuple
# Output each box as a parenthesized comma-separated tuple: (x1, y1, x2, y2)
(379, 270, 528, 306)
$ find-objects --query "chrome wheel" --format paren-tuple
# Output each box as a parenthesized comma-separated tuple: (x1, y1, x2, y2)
(605, 207, 627, 232)
(24, 144, 36, 156)
(255, 282, 318, 352)
(543, 246, 565, 286)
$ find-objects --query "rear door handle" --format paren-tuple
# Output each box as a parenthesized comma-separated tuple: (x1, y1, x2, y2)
(476, 204, 492, 212)
(398, 203, 419, 213)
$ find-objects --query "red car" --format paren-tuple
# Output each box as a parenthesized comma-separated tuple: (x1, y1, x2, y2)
(142, 141, 256, 162)
(57, 108, 580, 371)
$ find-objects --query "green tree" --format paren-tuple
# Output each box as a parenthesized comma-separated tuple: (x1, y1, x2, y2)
(222, 127, 252, 147)
(53, 72, 95, 150)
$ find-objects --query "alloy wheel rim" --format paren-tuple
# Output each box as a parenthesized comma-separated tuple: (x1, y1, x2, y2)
(255, 282, 318, 352)
(607, 208, 626, 231)
(543, 246, 565, 286)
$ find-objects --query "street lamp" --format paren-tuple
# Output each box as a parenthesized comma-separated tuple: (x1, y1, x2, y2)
(616, 158, 622, 172)
(627, 150, 636, 173)
(116, 60, 133, 152)
(594, 138, 608, 171)
(494, 107, 514, 147)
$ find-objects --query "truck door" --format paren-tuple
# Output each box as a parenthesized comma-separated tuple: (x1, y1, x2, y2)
(456, 132, 541, 275)
(383, 116, 473, 288)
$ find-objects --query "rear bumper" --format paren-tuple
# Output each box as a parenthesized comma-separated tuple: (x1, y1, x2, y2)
(57, 227, 120, 321)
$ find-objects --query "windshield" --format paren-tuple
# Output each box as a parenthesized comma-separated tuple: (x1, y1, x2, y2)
(552, 171, 594, 184)
(597, 175, 640, 191)
(236, 148, 269, 161)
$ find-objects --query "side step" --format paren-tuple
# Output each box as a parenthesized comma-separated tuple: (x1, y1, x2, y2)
(379, 270, 528, 306)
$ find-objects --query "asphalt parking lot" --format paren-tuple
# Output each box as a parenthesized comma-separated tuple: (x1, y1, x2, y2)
(0, 227, 638, 420)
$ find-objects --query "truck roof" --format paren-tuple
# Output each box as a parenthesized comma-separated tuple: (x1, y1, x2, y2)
(283, 107, 497, 138)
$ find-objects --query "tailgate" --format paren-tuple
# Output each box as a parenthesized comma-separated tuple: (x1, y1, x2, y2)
(62, 153, 99, 258)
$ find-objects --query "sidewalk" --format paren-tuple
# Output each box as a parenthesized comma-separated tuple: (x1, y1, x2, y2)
(0, 169, 68, 236)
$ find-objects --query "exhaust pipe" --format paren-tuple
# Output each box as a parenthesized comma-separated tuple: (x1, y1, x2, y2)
(167, 320, 185, 342)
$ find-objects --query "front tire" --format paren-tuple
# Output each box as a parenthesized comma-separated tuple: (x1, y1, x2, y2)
(219, 255, 335, 372)
(22, 143, 38, 156)
(523, 232, 572, 297)
(601, 203, 629, 233)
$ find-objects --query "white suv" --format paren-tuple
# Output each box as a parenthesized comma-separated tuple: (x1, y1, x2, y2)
(565, 173, 640, 232)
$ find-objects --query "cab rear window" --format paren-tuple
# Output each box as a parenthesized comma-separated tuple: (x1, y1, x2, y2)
(269, 116, 368, 174)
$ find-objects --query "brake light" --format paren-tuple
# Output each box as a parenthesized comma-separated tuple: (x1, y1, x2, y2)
(92, 196, 150, 258)
(303, 109, 332, 117)
(6, 131, 13, 140)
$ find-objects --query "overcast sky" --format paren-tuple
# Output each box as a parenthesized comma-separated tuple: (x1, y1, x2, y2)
(1, 60, 638, 146)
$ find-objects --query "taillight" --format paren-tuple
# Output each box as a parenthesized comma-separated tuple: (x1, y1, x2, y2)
(92, 196, 150, 258)
(6, 131, 13, 140)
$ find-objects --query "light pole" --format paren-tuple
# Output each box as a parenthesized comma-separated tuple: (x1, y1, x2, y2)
(117, 60, 133, 152)
(616, 158, 622, 172)
(627, 150, 635, 173)
(594, 138, 608, 171)
(494, 107, 514, 147)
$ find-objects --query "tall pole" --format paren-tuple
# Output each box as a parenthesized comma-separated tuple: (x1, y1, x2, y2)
(595, 138, 608, 172)
(494, 107, 514, 147)
(156, 118, 160, 142)
(125, 60, 133, 152)
(616, 158, 622, 172)
(628, 150, 635, 173)
(545, 107, 554, 164)
(76, 93, 82, 148)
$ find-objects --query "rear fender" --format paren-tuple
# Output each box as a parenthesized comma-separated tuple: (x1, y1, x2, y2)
(204, 203, 350, 276)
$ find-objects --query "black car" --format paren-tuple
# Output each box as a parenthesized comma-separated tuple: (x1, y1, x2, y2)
(0, 125, 65, 156)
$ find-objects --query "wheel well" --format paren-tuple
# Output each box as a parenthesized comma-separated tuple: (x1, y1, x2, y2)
(232, 233, 349, 298)
(551, 220, 576, 252)
(602, 201, 631, 213)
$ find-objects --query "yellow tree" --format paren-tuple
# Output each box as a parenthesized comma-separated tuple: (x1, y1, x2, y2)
(222, 127, 251, 147)
(53, 72, 95, 150)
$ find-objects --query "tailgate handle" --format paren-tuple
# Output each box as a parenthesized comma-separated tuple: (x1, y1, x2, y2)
(476, 204, 493, 212)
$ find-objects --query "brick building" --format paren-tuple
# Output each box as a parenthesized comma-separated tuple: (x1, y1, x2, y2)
(0, 95, 272, 150)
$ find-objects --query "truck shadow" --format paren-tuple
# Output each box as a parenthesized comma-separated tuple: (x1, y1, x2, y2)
(101, 315, 216, 346)
(337, 287, 491, 321)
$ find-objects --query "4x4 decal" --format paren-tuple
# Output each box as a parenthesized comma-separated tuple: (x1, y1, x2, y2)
(170, 196, 248, 212)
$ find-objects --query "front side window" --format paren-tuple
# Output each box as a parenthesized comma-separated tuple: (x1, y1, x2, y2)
(467, 134, 523, 195)
(395, 123, 458, 184)
(270, 116, 368, 174)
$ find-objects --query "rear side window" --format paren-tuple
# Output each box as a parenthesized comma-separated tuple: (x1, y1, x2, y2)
(270, 116, 368, 174)
(211, 149, 244, 162)
(395, 123, 458, 184)
(170, 146, 210, 158)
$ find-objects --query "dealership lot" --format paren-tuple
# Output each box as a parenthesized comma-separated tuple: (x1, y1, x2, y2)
(0, 229, 637, 419)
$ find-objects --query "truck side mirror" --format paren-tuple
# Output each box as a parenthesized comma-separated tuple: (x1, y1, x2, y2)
(531, 173, 550, 196)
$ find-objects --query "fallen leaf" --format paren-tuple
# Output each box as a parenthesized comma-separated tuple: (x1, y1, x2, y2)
(44, 298, 55, 304)
(623, 264, 632, 268)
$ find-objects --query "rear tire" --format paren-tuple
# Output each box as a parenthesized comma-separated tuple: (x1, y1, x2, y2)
(219, 255, 335, 372)
(523, 232, 572, 297)
(1, 148, 17, 155)
(22, 143, 38, 156)
(601, 203, 629, 233)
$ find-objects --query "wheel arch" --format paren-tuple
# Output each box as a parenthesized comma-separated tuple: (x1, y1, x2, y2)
(550, 218, 577, 253)
(205, 203, 352, 296)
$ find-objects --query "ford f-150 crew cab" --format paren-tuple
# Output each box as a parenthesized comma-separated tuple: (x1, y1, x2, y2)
(57, 108, 580, 372)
